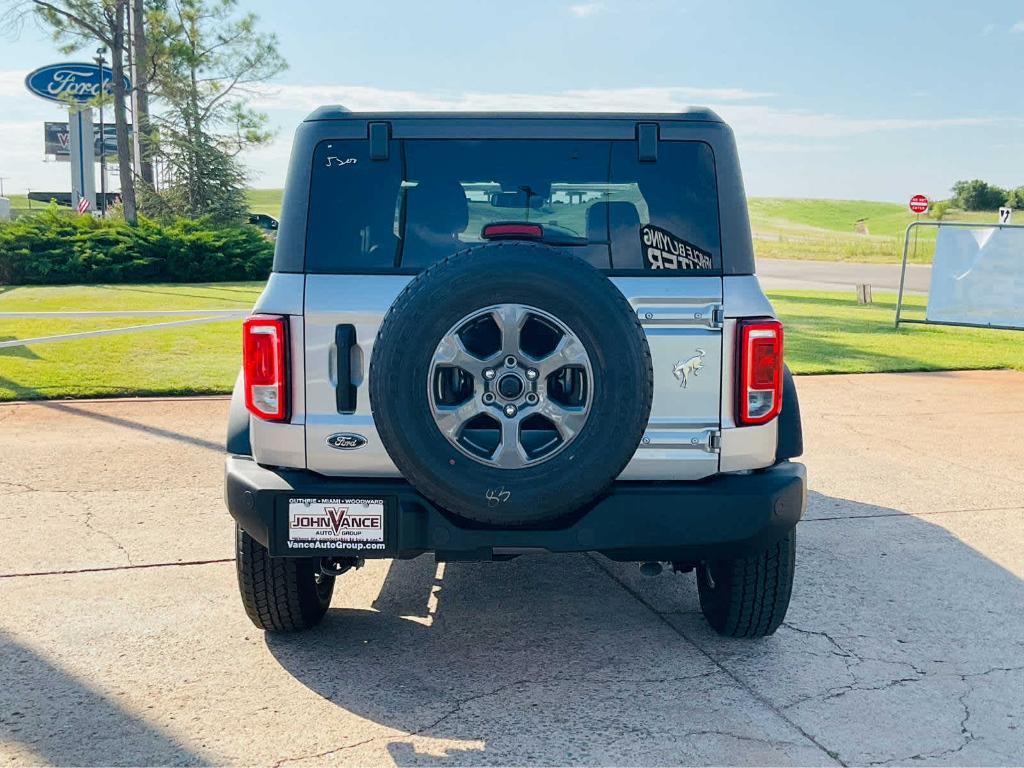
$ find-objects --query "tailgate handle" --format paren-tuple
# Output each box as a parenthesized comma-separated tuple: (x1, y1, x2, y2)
(335, 324, 358, 413)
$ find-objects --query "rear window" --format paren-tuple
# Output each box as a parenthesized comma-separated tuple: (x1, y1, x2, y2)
(305, 138, 720, 274)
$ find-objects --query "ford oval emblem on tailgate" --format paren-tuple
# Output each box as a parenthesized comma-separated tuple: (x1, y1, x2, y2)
(326, 433, 367, 450)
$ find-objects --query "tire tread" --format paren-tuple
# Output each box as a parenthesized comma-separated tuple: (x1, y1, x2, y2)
(235, 525, 333, 632)
(698, 530, 795, 638)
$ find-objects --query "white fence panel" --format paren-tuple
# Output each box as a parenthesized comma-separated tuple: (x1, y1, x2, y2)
(927, 226, 1024, 330)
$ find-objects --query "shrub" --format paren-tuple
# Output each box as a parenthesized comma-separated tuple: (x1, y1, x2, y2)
(0, 204, 273, 285)
(951, 179, 1009, 211)
(928, 200, 951, 221)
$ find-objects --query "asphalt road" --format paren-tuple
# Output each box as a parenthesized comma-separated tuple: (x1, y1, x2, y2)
(756, 258, 931, 293)
(1, 371, 1022, 766)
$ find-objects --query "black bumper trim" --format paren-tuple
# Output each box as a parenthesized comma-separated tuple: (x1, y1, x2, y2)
(225, 456, 805, 562)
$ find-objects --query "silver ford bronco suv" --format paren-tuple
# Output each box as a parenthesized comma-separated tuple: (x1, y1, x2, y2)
(225, 108, 805, 638)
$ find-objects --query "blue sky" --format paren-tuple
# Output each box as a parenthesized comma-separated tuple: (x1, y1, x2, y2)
(1, 0, 1022, 202)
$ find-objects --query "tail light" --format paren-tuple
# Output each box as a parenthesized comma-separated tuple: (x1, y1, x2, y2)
(737, 319, 783, 425)
(243, 315, 288, 421)
(481, 223, 544, 240)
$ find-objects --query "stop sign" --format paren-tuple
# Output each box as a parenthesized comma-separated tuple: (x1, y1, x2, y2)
(909, 194, 929, 214)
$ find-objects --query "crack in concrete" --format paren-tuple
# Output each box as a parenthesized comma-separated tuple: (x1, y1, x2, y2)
(678, 729, 807, 749)
(778, 624, 942, 711)
(803, 504, 1024, 522)
(0, 558, 232, 579)
(271, 671, 727, 767)
(859, 666, 1024, 766)
(585, 556, 847, 767)
(782, 623, 856, 659)
(0, 480, 38, 493)
(813, 676, 923, 708)
(81, 508, 135, 567)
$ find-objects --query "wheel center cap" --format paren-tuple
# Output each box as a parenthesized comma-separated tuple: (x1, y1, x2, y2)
(497, 373, 525, 400)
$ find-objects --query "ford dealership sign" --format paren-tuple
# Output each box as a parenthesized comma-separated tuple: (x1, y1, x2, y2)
(24, 62, 131, 104)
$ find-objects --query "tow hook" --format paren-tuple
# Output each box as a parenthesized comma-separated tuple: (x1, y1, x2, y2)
(320, 557, 363, 577)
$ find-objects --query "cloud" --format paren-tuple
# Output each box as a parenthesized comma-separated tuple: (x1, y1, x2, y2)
(981, 23, 995, 36)
(716, 104, 1009, 139)
(0, 120, 72, 194)
(568, 2, 603, 18)
(249, 84, 773, 113)
(740, 140, 847, 154)
(1012, 20, 1024, 33)
(248, 83, 1017, 140)
(0, 69, 30, 99)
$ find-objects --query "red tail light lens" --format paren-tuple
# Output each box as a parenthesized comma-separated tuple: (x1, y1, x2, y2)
(243, 315, 288, 421)
(738, 319, 783, 425)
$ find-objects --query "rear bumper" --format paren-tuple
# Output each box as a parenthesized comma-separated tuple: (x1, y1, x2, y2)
(225, 456, 805, 562)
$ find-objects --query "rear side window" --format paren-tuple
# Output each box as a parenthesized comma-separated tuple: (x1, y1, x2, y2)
(305, 137, 720, 274)
(306, 139, 402, 270)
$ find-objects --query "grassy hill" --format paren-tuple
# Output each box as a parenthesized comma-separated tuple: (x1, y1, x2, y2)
(245, 189, 285, 218)
(748, 197, 919, 240)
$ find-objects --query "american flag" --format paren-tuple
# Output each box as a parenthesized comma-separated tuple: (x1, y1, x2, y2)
(76, 196, 90, 214)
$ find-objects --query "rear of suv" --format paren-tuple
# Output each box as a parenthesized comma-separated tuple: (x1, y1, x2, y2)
(225, 108, 805, 638)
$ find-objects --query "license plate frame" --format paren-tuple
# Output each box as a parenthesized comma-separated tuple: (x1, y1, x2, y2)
(271, 495, 394, 557)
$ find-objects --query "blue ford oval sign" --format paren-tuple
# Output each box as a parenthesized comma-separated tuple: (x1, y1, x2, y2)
(24, 62, 131, 104)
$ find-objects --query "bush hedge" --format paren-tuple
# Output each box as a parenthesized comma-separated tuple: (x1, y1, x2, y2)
(0, 205, 274, 285)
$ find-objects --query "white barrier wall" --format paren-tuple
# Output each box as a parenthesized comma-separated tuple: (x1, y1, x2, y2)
(926, 226, 1024, 330)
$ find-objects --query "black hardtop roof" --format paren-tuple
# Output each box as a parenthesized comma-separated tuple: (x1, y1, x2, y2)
(303, 106, 724, 123)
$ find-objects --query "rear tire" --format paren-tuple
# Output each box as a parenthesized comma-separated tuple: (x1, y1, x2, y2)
(235, 525, 334, 632)
(696, 530, 795, 638)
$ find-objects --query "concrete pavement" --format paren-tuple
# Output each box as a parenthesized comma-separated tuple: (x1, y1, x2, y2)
(1, 371, 1023, 765)
(756, 258, 931, 293)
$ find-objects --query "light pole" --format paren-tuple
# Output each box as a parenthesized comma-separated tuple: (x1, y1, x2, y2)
(0, 177, 8, 198)
(94, 47, 107, 216)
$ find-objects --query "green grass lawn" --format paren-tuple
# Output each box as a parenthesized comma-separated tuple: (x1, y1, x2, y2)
(1, 283, 1021, 401)
(246, 189, 284, 219)
(0, 282, 265, 312)
(773, 291, 1024, 374)
(0, 283, 264, 401)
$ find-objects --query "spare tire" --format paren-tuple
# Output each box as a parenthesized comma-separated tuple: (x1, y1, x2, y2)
(370, 242, 652, 526)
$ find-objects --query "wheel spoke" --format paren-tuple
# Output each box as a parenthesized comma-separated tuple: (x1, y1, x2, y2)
(492, 415, 528, 468)
(433, 398, 485, 441)
(534, 334, 589, 378)
(433, 333, 485, 377)
(491, 304, 528, 357)
(538, 400, 588, 441)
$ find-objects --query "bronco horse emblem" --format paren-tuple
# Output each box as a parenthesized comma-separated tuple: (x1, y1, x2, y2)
(672, 349, 706, 388)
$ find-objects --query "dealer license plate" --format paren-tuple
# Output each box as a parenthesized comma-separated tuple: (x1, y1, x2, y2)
(286, 497, 386, 552)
